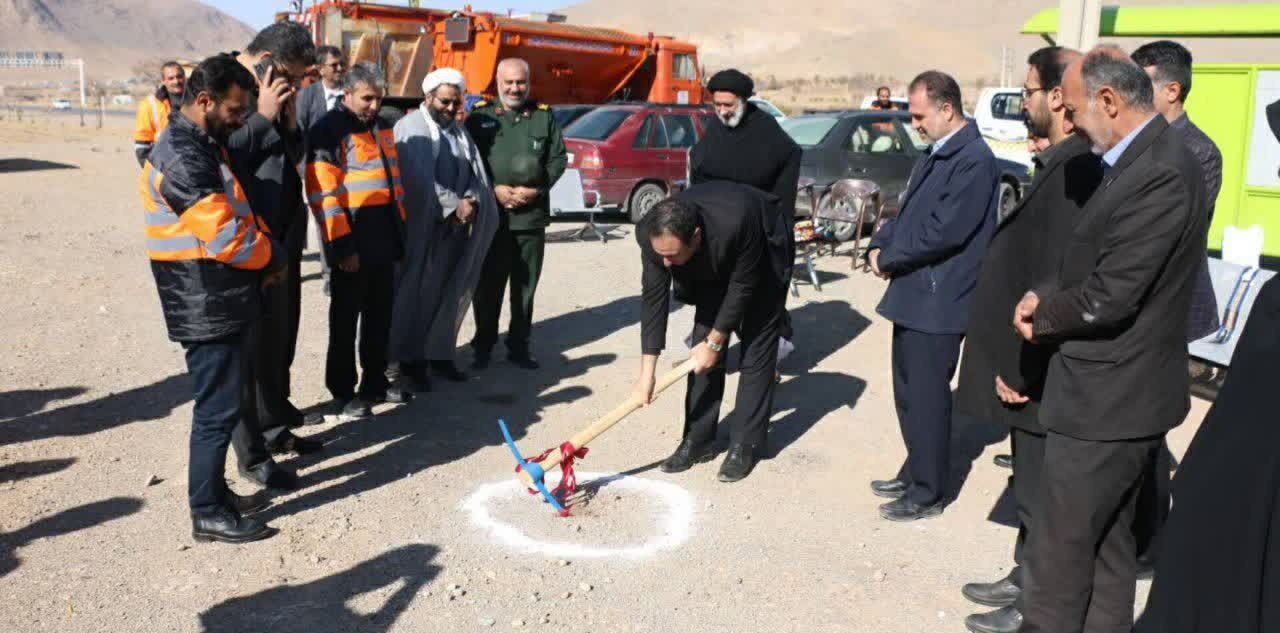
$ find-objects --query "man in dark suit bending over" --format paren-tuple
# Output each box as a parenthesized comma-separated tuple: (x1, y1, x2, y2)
(633, 182, 790, 483)
(1013, 47, 1207, 633)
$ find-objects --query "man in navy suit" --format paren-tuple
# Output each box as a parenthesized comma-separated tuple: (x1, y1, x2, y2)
(866, 70, 999, 522)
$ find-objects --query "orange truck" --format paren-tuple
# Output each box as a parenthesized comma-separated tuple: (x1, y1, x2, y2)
(282, 1, 707, 109)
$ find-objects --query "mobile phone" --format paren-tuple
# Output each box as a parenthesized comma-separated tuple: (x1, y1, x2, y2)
(254, 59, 293, 85)
(253, 59, 272, 82)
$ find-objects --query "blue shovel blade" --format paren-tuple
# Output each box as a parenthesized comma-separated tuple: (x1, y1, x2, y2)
(498, 419, 566, 515)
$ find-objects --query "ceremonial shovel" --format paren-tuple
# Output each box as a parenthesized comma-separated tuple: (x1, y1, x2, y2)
(498, 357, 698, 515)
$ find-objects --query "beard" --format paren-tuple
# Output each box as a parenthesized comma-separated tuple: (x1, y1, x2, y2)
(428, 105, 455, 128)
(720, 107, 745, 128)
(206, 111, 237, 146)
(1024, 106, 1051, 140)
(500, 92, 527, 110)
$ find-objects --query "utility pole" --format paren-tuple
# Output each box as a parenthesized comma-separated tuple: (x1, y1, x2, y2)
(1057, 0, 1102, 49)
(75, 58, 86, 108)
(1000, 46, 1012, 88)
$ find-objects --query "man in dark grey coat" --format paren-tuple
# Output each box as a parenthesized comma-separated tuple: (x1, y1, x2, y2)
(1133, 41, 1221, 340)
(297, 45, 347, 297)
(1013, 47, 1207, 633)
(954, 46, 1100, 633)
(225, 23, 321, 491)
(1130, 39, 1223, 570)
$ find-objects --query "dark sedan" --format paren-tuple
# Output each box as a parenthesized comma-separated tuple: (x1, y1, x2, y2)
(551, 104, 600, 130)
(783, 110, 1031, 239)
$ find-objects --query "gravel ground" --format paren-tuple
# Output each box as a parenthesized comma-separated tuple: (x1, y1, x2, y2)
(0, 115, 1209, 633)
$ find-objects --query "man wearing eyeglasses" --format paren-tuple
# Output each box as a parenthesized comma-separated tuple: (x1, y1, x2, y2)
(298, 46, 347, 133)
(298, 46, 349, 297)
(388, 68, 499, 391)
(953, 46, 1103, 633)
(224, 22, 323, 494)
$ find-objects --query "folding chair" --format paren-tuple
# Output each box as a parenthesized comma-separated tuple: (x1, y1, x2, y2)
(549, 168, 608, 243)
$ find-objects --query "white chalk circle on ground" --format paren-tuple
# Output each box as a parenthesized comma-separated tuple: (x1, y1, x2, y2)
(461, 471, 695, 560)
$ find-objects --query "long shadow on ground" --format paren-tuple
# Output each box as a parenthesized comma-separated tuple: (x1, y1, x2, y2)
(705, 299, 874, 461)
(198, 544, 440, 633)
(0, 496, 144, 579)
(260, 293, 674, 521)
(0, 377, 189, 448)
(0, 158, 79, 173)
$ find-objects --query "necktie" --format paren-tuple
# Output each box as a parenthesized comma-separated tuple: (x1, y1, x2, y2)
(328, 93, 340, 111)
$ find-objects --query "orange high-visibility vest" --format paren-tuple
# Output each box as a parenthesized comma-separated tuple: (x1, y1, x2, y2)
(305, 124, 406, 246)
(140, 148, 273, 268)
(134, 94, 172, 149)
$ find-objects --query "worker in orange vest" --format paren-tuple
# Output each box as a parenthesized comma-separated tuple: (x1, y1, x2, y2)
(134, 60, 186, 166)
(305, 62, 412, 420)
(139, 54, 284, 544)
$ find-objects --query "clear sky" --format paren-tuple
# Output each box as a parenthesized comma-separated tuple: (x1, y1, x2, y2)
(199, 0, 563, 29)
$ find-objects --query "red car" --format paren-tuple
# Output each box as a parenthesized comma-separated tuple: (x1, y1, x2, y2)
(562, 103, 714, 223)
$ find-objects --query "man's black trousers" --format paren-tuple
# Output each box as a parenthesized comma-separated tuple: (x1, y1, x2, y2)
(890, 325, 963, 506)
(1011, 427, 1047, 576)
(1018, 430, 1162, 633)
(246, 255, 302, 444)
(326, 261, 394, 402)
(683, 294, 783, 453)
(182, 333, 245, 515)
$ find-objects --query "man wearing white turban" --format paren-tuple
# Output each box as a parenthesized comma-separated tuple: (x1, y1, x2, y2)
(388, 68, 499, 388)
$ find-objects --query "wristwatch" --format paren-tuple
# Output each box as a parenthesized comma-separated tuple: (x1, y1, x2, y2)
(705, 338, 724, 353)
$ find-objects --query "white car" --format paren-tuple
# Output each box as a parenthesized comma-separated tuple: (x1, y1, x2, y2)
(50, 99, 72, 111)
(974, 87, 1033, 168)
(749, 97, 786, 121)
(974, 87, 1026, 142)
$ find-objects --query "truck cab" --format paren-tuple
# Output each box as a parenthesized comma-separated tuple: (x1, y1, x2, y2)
(287, 3, 706, 109)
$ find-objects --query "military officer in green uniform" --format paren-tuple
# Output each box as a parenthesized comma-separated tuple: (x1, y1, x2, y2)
(465, 58, 568, 370)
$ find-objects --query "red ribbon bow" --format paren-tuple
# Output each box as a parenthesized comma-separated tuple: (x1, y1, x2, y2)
(516, 442, 589, 517)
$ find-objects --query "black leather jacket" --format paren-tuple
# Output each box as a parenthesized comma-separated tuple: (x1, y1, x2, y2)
(146, 113, 282, 342)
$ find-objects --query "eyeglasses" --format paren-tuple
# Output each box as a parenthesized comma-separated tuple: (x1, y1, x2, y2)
(1023, 86, 1045, 98)
(433, 97, 462, 109)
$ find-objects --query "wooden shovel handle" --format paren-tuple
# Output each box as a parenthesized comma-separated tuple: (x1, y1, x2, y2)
(535, 357, 698, 472)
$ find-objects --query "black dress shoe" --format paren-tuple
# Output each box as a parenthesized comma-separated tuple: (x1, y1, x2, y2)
(430, 360, 468, 382)
(300, 411, 327, 426)
(870, 478, 909, 499)
(993, 454, 1014, 469)
(472, 349, 491, 371)
(962, 568, 1021, 607)
(238, 461, 298, 491)
(717, 445, 757, 483)
(378, 387, 413, 405)
(964, 606, 1023, 633)
(659, 439, 715, 474)
(192, 508, 273, 544)
(340, 397, 373, 420)
(225, 487, 272, 515)
(267, 432, 323, 456)
(507, 351, 540, 370)
(879, 496, 944, 522)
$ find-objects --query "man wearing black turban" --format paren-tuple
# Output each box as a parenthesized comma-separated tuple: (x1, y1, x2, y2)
(689, 69, 802, 358)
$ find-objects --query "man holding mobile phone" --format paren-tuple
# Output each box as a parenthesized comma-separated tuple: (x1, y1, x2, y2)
(224, 23, 320, 492)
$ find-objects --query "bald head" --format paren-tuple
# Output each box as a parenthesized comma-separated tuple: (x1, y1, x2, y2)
(1080, 46, 1154, 111)
(1060, 46, 1156, 154)
(496, 58, 531, 109)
